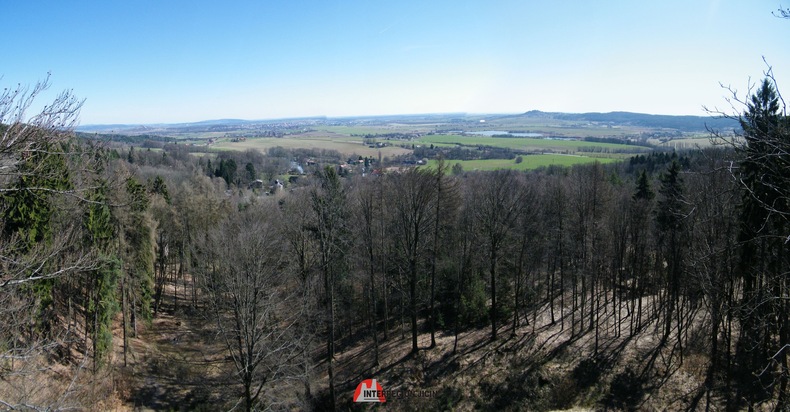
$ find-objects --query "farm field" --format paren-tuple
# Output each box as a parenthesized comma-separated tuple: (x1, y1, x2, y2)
(315, 124, 435, 135)
(82, 111, 736, 170)
(416, 134, 650, 153)
(310, 121, 644, 139)
(428, 154, 618, 171)
(462, 125, 646, 138)
(211, 133, 411, 158)
(453, 116, 649, 136)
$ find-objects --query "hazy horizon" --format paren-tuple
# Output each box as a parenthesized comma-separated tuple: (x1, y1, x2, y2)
(74, 109, 727, 129)
(5, 1, 789, 125)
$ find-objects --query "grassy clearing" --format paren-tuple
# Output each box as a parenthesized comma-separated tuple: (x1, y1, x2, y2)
(427, 155, 620, 171)
(417, 134, 648, 153)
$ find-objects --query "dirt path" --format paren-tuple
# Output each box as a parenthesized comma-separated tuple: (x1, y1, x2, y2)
(117, 284, 234, 410)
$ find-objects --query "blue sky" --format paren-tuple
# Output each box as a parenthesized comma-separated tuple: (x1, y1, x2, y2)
(3, 1, 789, 124)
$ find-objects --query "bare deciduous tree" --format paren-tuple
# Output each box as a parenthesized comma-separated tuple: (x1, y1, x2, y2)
(471, 170, 525, 341)
(309, 166, 349, 410)
(200, 203, 301, 412)
(389, 168, 437, 354)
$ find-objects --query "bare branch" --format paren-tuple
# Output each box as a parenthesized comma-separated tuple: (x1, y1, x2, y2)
(772, 6, 790, 18)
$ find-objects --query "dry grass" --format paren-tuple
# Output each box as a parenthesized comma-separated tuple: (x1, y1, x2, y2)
(0, 346, 129, 411)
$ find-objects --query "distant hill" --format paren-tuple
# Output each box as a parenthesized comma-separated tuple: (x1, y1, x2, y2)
(520, 110, 739, 132)
(76, 119, 254, 134)
(76, 111, 741, 135)
(76, 117, 327, 134)
(76, 124, 147, 133)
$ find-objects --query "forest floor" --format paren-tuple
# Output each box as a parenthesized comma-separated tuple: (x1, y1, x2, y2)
(324, 300, 715, 411)
(103, 281, 726, 411)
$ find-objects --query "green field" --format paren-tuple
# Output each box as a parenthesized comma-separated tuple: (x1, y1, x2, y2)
(427, 155, 620, 171)
(209, 130, 644, 165)
(417, 134, 649, 153)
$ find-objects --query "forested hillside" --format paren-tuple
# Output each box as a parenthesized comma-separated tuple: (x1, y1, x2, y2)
(1, 77, 788, 411)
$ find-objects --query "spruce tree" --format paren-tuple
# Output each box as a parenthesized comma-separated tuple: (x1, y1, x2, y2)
(633, 170, 654, 201)
(734, 77, 788, 407)
(83, 183, 120, 370)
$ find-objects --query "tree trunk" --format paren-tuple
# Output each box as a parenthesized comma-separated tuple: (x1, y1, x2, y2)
(327, 280, 336, 411)
(369, 265, 379, 366)
(490, 246, 498, 341)
(410, 257, 419, 354)
(244, 377, 253, 412)
(122, 276, 128, 367)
